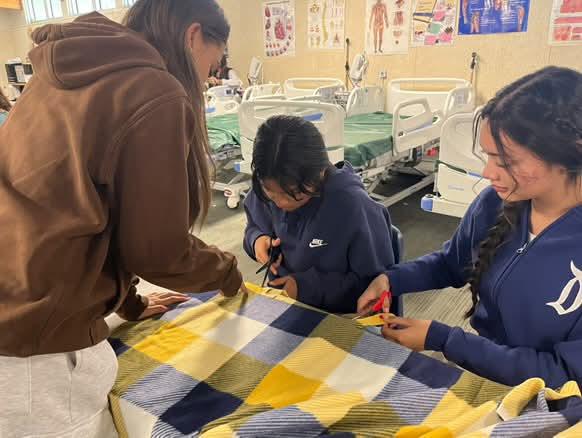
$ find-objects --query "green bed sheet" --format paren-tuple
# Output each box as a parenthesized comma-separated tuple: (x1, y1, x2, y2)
(207, 114, 240, 152)
(343, 112, 393, 167)
(206, 112, 394, 167)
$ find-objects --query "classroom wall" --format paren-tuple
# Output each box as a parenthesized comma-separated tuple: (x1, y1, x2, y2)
(0, 6, 127, 87)
(229, 0, 582, 102)
(0, 9, 24, 87)
(0, 1, 581, 99)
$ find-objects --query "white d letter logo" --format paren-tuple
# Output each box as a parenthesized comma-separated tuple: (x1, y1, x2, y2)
(547, 262, 582, 316)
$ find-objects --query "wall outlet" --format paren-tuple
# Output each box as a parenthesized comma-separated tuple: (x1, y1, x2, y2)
(379, 70, 388, 80)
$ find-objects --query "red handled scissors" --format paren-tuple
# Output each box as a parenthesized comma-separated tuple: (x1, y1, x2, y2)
(353, 289, 392, 320)
(372, 290, 392, 313)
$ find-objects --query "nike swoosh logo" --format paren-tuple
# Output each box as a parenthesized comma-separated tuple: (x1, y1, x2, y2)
(309, 242, 329, 248)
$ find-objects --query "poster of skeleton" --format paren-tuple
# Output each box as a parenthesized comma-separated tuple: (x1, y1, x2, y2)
(411, 0, 456, 46)
(365, 0, 413, 55)
(307, 0, 346, 49)
(548, 0, 582, 45)
(263, 0, 296, 57)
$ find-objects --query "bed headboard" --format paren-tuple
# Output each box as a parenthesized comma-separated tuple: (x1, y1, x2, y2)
(205, 95, 239, 117)
(345, 86, 385, 117)
(242, 83, 282, 102)
(206, 85, 239, 100)
(387, 78, 471, 116)
(238, 99, 345, 168)
(283, 77, 345, 98)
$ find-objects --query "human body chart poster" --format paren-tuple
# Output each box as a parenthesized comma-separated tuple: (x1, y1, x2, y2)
(307, 0, 346, 50)
(365, 0, 413, 55)
(549, 0, 582, 45)
(263, 0, 296, 57)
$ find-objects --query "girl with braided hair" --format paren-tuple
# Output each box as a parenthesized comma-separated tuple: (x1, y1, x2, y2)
(358, 66, 582, 388)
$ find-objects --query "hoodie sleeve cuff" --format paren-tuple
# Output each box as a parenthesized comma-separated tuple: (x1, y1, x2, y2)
(220, 259, 243, 296)
(116, 286, 148, 321)
(425, 321, 452, 352)
(247, 230, 267, 260)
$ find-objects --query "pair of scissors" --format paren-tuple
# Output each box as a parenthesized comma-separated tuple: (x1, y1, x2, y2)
(353, 289, 392, 320)
(255, 237, 282, 287)
(372, 290, 392, 313)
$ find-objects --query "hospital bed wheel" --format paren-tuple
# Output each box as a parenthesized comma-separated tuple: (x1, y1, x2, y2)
(226, 197, 240, 209)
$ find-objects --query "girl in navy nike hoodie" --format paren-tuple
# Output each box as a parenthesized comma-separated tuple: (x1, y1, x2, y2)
(243, 115, 395, 314)
(359, 66, 582, 389)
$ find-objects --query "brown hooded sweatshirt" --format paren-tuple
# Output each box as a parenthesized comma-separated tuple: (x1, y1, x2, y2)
(0, 13, 242, 357)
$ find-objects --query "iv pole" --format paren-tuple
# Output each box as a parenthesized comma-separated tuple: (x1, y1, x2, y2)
(344, 38, 351, 90)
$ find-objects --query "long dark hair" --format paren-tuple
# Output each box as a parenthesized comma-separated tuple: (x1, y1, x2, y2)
(252, 115, 332, 202)
(467, 66, 582, 317)
(0, 89, 11, 112)
(124, 0, 230, 224)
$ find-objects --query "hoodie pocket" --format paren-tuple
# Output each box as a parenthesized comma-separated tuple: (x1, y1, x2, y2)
(0, 356, 32, 416)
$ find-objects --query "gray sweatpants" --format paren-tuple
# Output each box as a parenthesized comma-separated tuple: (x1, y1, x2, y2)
(0, 341, 119, 438)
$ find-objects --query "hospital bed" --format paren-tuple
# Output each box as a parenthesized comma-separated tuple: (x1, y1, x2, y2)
(387, 78, 475, 117)
(205, 85, 241, 117)
(421, 109, 490, 218)
(208, 84, 285, 207)
(227, 77, 474, 208)
(214, 79, 360, 209)
(232, 95, 434, 208)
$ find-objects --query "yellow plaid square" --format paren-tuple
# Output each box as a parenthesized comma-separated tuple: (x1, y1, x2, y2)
(246, 364, 323, 409)
(281, 338, 347, 381)
(169, 337, 238, 382)
(133, 323, 198, 363)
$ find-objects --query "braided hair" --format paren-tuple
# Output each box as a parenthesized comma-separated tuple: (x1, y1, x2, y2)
(467, 66, 582, 318)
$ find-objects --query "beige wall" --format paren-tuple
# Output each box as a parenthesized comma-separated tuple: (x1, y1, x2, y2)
(1, 1, 580, 99)
(0, 7, 127, 87)
(228, 0, 582, 102)
(0, 9, 25, 87)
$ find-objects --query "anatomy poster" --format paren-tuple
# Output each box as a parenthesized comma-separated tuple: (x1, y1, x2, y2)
(263, 0, 296, 57)
(307, 0, 346, 50)
(411, 0, 456, 46)
(458, 0, 530, 35)
(549, 0, 582, 45)
(365, 0, 413, 55)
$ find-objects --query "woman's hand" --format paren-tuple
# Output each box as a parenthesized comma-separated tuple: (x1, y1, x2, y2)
(357, 274, 391, 316)
(381, 315, 432, 352)
(269, 276, 298, 300)
(254, 236, 283, 274)
(138, 292, 190, 320)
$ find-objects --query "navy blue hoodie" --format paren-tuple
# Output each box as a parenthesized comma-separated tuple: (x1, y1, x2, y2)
(244, 163, 395, 313)
(389, 187, 582, 388)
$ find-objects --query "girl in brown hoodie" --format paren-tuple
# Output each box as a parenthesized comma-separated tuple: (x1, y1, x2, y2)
(0, 0, 244, 436)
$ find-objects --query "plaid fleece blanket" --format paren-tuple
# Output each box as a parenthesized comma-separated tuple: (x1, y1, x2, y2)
(108, 286, 582, 437)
